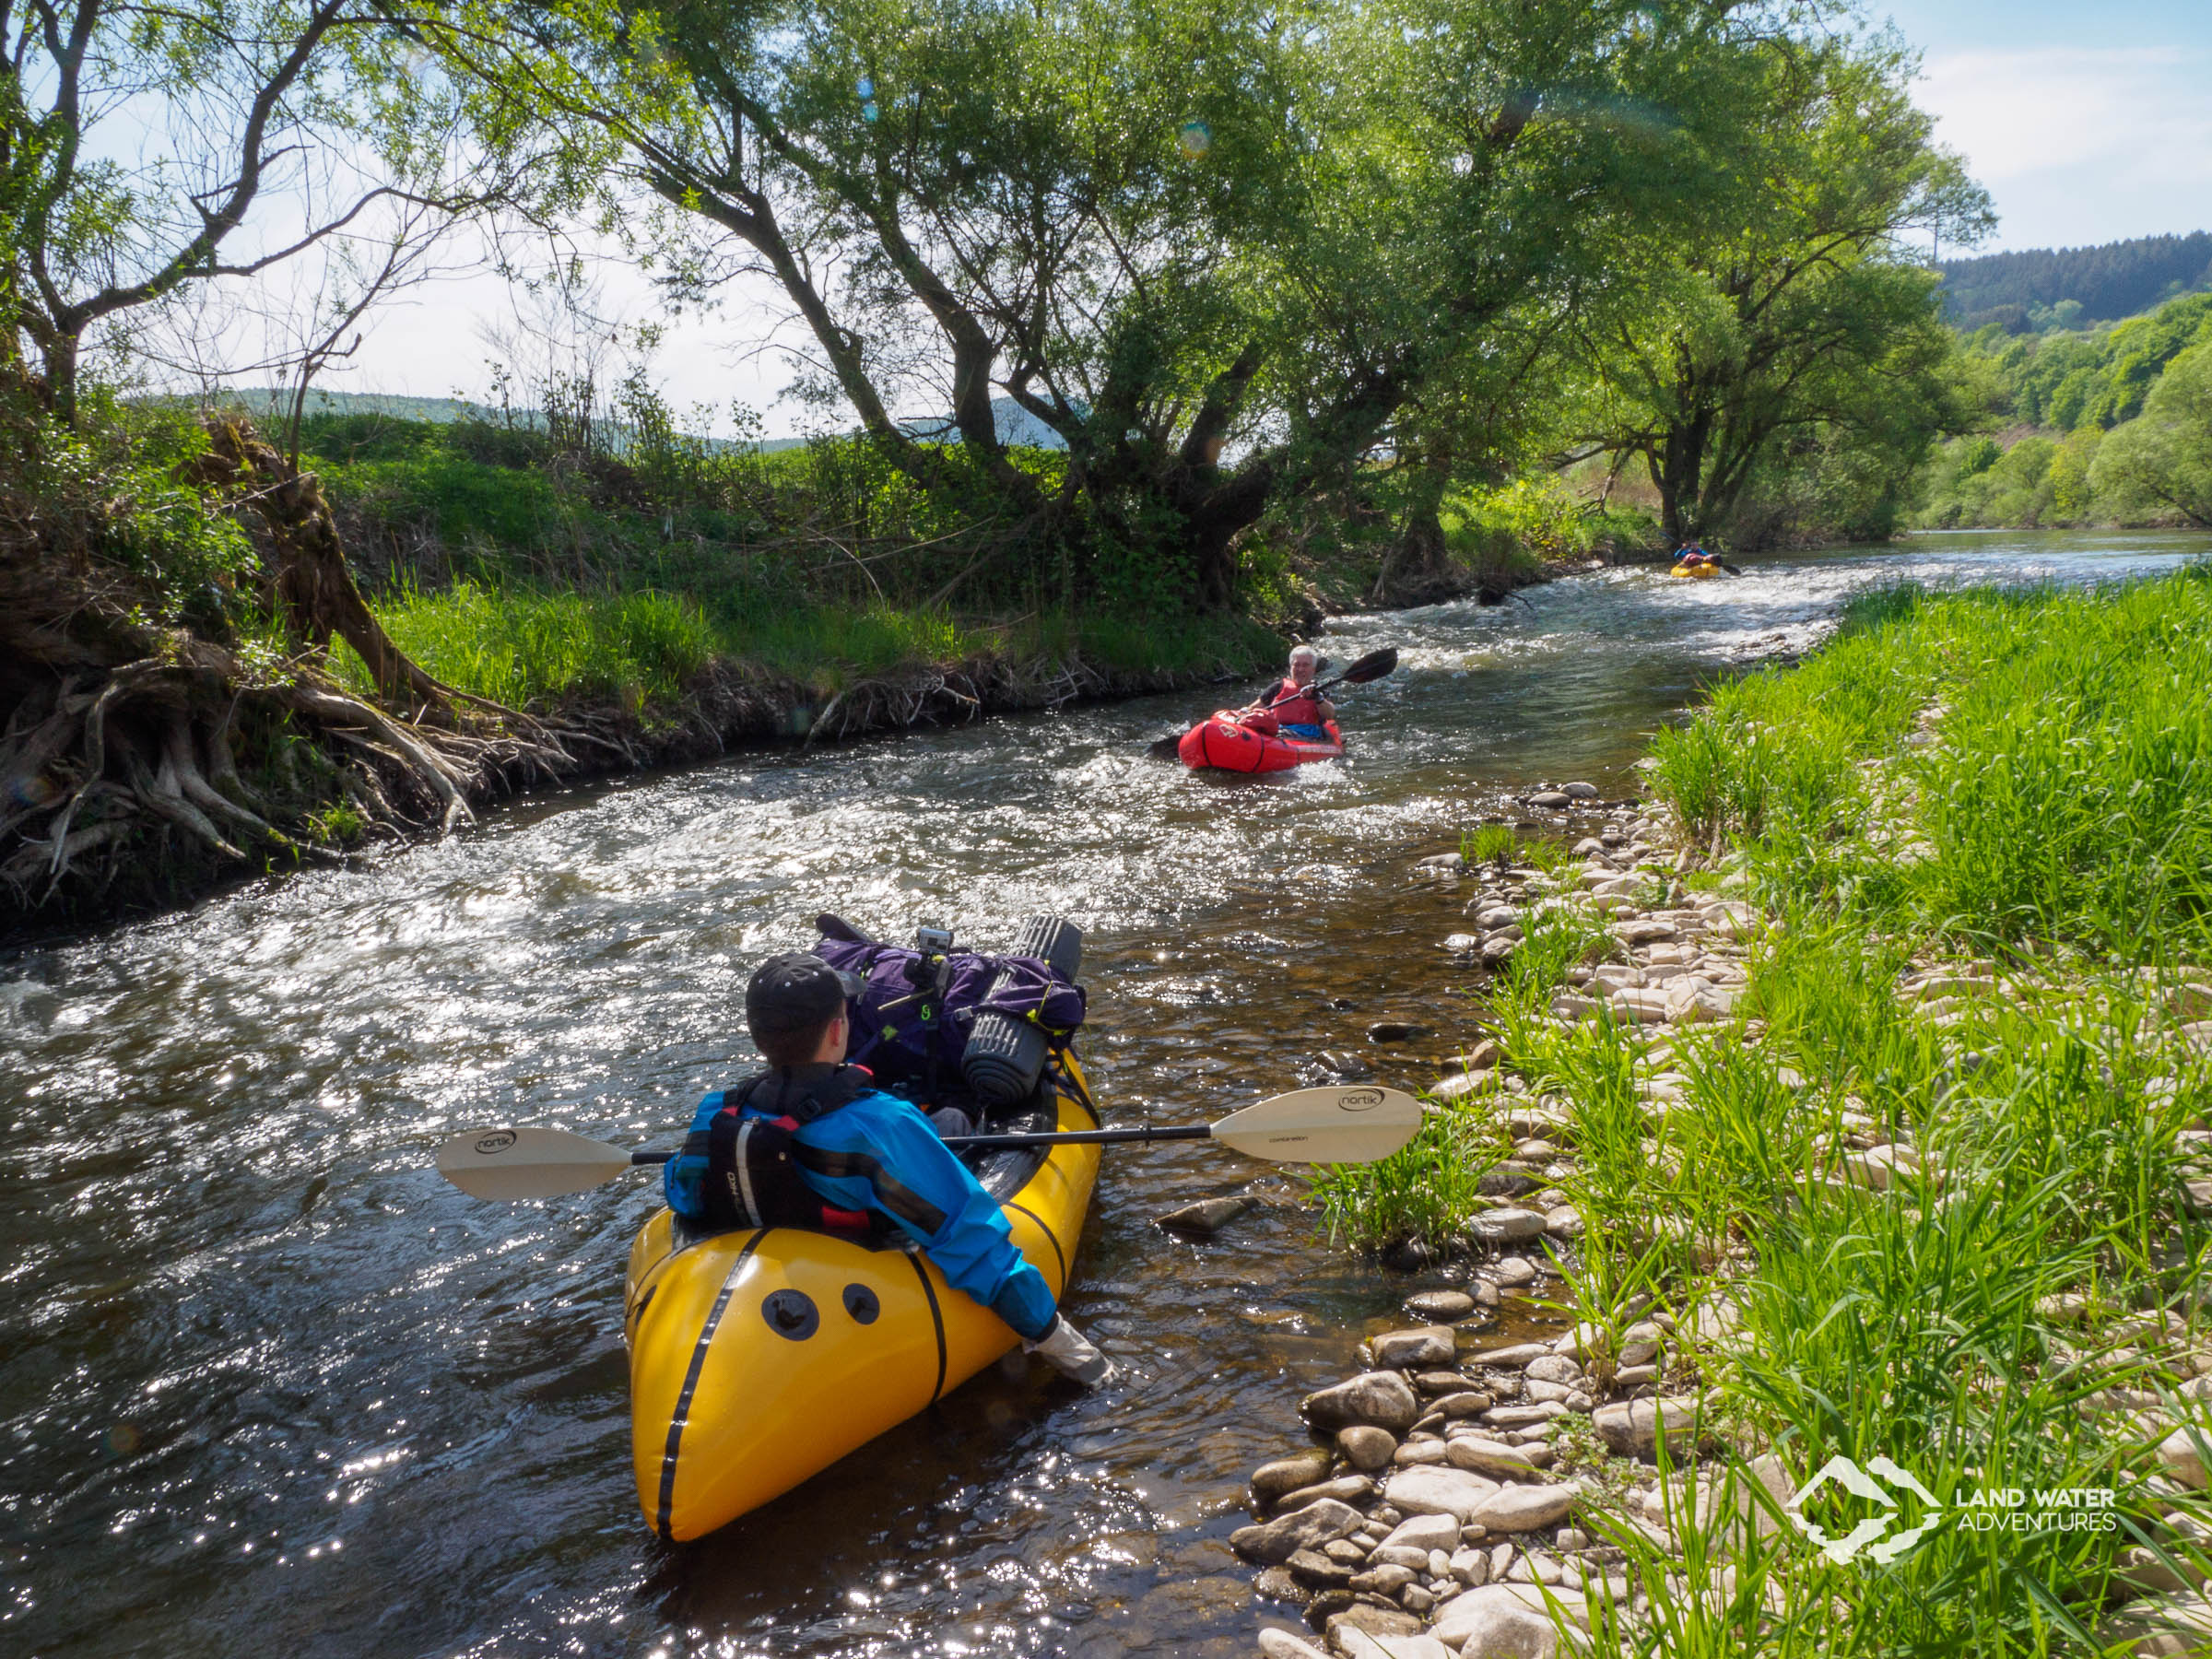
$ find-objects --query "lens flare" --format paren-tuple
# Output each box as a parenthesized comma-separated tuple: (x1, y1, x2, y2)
(1177, 119, 1212, 159)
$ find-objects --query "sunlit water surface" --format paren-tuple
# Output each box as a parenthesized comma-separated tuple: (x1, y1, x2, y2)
(3, 530, 2204, 1657)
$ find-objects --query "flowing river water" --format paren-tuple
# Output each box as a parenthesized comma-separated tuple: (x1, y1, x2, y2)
(4, 529, 2206, 1659)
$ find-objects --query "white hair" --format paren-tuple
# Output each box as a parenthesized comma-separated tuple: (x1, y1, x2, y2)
(1289, 644, 1320, 667)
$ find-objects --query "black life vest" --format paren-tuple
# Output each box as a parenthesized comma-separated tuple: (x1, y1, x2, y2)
(676, 1064, 881, 1233)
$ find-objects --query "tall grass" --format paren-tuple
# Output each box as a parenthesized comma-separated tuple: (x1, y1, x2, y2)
(1650, 565, 2212, 962)
(344, 581, 718, 712)
(1552, 566, 2212, 1651)
(346, 578, 1284, 713)
(1320, 567, 2212, 1647)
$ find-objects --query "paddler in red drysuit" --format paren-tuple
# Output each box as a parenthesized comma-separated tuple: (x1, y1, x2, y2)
(1242, 644, 1335, 738)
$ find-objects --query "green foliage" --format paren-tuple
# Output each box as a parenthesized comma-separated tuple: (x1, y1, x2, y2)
(23, 401, 257, 621)
(346, 582, 719, 712)
(1460, 823, 1518, 865)
(1445, 477, 1599, 560)
(1652, 567, 2212, 961)
(1571, 29, 1989, 546)
(2089, 340, 2212, 528)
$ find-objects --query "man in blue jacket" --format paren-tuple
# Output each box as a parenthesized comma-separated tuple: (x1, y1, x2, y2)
(668, 952, 1114, 1385)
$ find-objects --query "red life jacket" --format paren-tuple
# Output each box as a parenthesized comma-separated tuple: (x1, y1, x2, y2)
(1264, 677, 1322, 727)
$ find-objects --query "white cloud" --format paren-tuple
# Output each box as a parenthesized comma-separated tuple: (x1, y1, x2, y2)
(1917, 46, 2212, 247)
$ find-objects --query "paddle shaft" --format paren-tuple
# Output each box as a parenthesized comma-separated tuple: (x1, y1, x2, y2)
(624, 1124, 1215, 1166)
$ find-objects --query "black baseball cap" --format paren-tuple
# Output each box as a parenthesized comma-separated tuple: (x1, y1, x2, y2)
(746, 951, 865, 1041)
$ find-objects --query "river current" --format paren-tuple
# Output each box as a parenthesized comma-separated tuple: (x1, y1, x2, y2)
(3, 530, 2205, 1658)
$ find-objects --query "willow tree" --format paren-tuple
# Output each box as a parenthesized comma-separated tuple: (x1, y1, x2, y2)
(427, 0, 1783, 609)
(1571, 29, 1992, 545)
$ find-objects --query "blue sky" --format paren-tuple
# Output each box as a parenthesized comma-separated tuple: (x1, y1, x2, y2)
(1877, 0, 2212, 252)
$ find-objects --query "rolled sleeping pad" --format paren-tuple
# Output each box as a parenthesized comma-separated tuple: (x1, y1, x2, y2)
(960, 914, 1084, 1106)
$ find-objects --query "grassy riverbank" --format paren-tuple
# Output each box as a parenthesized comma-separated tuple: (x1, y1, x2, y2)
(1309, 567, 2212, 1648)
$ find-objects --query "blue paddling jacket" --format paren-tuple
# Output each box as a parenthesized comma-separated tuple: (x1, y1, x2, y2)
(665, 1067, 1060, 1341)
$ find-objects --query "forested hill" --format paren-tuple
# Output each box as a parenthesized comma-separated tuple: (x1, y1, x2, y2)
(1939, 231, 2212, 331)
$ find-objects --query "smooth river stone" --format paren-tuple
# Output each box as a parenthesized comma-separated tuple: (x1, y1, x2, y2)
(1430, 1585, 1584, 1655)
(1446, 1438, 1544, 1480)
(1272, 1473, 1375, 1513)
(1469, 1342, 1552, 1370)
(1252, 1449, 1334, 1503)
(1301, 1370, 1420, 1432)
(1372, 1327, 1457, 1369)
(1229, 1498, 1368, 1564)
(1406, 1288, 1477, 1323)
(1471, 1482, 1581, 1534)
(1339, 1424, 1398, 1472)
(1376, 1512, 1463, 1554)
(1382, 1465, 1502, 1524)
(1470, 1208, 1547, 1243)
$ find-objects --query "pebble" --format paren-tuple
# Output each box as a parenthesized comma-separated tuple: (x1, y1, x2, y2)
(1156, 1194, 1255, 1237)
(1469, 1208, 1547, 1244)
(1230, 1498, 1368, 1564)
(1253, 1449, 1334, 1503)
(1592, 1395, 1701, 1460)
(1393, 1438, 1448, 1466)
(1302, 1371, 1420, 1432)
(2159, 1428, 2207, 1490)
(1444, 1438, 1543, 1480)
(1288, 1547, 1356, 1586)
(1563, 782, 1599, 799)
(1468, 1341, 1552, 1369)
(1413, 1370, 1479, 1394)
(1473, 1483, 1580, 1534)
(1492, 1256, 1538, 1288)
(1528, 791, 1571, 808)
(1256, 1628, 1332, 1659)
(1430, 1585, 1579, 1654)
(1368, 1021, 1431, 1043)
(1383, 1465, 1504, 1524)
(1274, 1474, 1377, 1513)
(1378, 1512, 1462, 1554)
(1340, 1425, 1399, 1472)
(1324, 1606, 1427, 1645)
(1405, 1290, 1477, 1323)
(1372, 1327, 1458, 1369)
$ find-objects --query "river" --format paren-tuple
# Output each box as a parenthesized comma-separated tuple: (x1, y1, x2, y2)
(3, 529, 2205, 1659)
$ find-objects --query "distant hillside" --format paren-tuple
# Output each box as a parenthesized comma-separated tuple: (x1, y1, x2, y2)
(204, 386, 811, 453)
(1939, 231, 2212, 333)
(204, 386, 1072, 452)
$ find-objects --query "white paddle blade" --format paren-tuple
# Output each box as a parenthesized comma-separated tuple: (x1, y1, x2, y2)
(1209, 1086, 1424, 1165)
(435, 1125, 635, 1200)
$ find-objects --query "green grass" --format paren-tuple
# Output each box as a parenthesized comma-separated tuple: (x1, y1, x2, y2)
(341, 581, 720, 712)
(1648, 566, 2212, 961)
(340, 577, 1282, 713)
(1318, 567, 2212, 1647)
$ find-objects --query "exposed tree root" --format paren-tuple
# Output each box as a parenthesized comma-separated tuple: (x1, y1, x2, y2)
(0, 414, 586, 933)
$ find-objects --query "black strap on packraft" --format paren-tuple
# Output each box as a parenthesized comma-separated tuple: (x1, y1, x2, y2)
(689, 1065, 880, 1233)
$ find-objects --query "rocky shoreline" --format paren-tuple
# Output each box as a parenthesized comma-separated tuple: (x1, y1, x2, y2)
(1234, 787, 2212, 1658)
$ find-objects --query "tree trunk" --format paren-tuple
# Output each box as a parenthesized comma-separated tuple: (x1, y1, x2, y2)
(1371, 439, 1459, 604)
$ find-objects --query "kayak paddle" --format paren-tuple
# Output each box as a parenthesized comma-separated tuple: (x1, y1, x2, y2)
(434, 1084, 1424, 1202)
(1143, 646, 1400, 759)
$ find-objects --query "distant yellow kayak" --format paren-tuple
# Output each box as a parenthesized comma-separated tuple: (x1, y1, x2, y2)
(1667, 561, 1722, 580)
(622, 1058, 1101, 1540)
